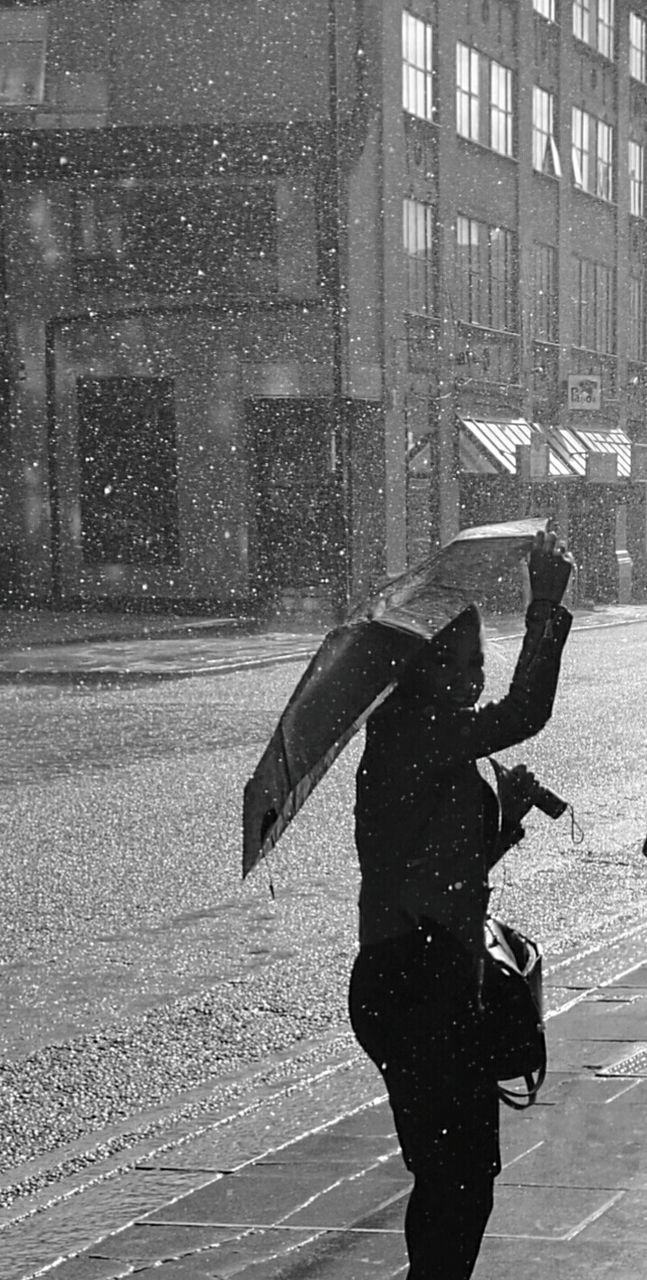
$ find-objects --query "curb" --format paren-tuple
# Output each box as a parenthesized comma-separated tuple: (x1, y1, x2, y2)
(0, 604, 645, 686)
(0, 648, 321, 687)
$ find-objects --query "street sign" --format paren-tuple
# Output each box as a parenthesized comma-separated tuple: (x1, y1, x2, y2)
(568, 374, 601, 410)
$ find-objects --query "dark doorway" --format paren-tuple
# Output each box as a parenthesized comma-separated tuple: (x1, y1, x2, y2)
(246, 399, 343, 601)
(77, 376, 179, 566)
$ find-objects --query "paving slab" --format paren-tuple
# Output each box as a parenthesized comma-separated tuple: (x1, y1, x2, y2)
(474, 1237, 647, 1280)
(90, 1221, 245, 1262)
(578, 1189, 647, 1242)
(143, 1167, 351, 1228)
(500, 1107, 647, 1189)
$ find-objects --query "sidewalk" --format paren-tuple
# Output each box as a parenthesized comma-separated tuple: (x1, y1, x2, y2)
(22, 955, 647, 1280)
(0, 607, 322, 682)
(0, 602, 646, 683)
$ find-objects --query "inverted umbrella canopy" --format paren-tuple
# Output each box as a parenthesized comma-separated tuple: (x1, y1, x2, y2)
(242, 516, 550, 878)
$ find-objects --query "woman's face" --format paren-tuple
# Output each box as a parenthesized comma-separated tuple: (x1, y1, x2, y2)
(425, 625, 485, 708)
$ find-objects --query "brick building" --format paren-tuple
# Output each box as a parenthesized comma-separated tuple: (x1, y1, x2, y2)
(1, 1, 646, 612)
(392, 0, 647, 602)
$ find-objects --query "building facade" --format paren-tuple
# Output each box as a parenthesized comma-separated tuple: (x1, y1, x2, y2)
(0, 0, 382, 611)
(393, 0, 647, 600)
(1, 1, 646, 611)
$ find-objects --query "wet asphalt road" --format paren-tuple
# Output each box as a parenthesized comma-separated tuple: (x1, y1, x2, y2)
(0, 620, 646, 1200)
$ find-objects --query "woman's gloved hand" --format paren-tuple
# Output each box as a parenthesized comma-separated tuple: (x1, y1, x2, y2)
(496, 762, 538, 828)
(528, 528, 575, 605)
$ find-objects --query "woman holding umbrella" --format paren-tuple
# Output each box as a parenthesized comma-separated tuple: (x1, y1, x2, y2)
(348, 528, 573, 1280)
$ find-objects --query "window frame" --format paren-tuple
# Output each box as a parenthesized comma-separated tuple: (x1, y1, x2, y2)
(402, 10, 434, 123)
(629, 138, 644, 217)
(533, 0, 556, 20)
(533, 242, 559, 344)
(595, 261, 614, 352)
(71, 179, 280, 297)
(456, 41, 479, 142)
(629, 11, 647, 82)
(533, 85, 562, 176)
(574, 254, 616, 353)
(596, 119, 613, 201)
(597, 0, 615, 58)
(572, 106, 591, 191)
(489, 58, 513, 157)
(629, 274, 645, 361)
(456, 213, 516, 332)
(0, 10, 47, 108)
(573, 0, 591, 44)
(403, 195, 435, 316)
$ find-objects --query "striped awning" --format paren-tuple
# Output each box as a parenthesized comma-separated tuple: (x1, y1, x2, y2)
(459, 416, 632, 479)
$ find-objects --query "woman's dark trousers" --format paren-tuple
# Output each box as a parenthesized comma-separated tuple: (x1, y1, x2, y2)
(349, 926, 500, 1280)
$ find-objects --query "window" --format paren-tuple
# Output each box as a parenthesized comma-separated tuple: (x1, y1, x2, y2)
(534, 243, 558, 343)
(456, 42, 479, 141)
(457, 44, 514, 154)
(533, 86, 561, 175)
(595, 262, 614, 350)
(73, 181, 278, 296)
(403, 11, 434, 121)
(572, 109, 613, 199)
(533, 0, 556, 19)
(574, 256, 615, 351)
(596, 120, 613, 200)
(629, 275, 645, 360)
(597, 0, 615, 57)
(572, 107, 590, 190)
(0, 10, 47, 106)
(490, 59, 513, 157)
(629, 139, 644, 217)
(573, 0, 591, 43)
(575, 256, 594, 347)
(403, 197, 434, 315)
(456, 215, 515, 331)
(630, 12, 647, 81)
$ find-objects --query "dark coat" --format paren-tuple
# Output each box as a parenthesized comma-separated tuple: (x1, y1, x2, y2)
(354, 601, 572, 953)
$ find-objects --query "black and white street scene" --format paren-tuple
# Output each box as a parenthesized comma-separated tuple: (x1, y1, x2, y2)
(1, 4, 647, 1280)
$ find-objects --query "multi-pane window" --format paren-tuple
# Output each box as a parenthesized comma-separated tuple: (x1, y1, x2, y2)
(573, 0, 591, 42)
(572, 109, 614, 199)
(575, 256, 594, 347)
(457, 44, 514, 155)
(0, 10, 47, 106)
(534, 243, 558, 343)
(597, 0, 615, 58)
(73, 181, 278, 295)
(629, 275, 645, 360)
(572, 107, 590, 190)
(574, 256, 615, 351)
(456, 215, 515, 331)
(533, 86, 561, 175)
(596, 120, 613, 199)
(403, 11, 434, 122)
(403, 197, 434, 315)
(533, 0, 556, 19)
(595, 262, 614, 350)
(456, 42, 479, 141)
(630, 12, 647, 81)
(629, 139, 645, 217)
(490, 59, 513, 157)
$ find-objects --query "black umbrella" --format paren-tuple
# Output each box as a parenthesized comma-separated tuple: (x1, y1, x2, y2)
(243, 516, 550, 878)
